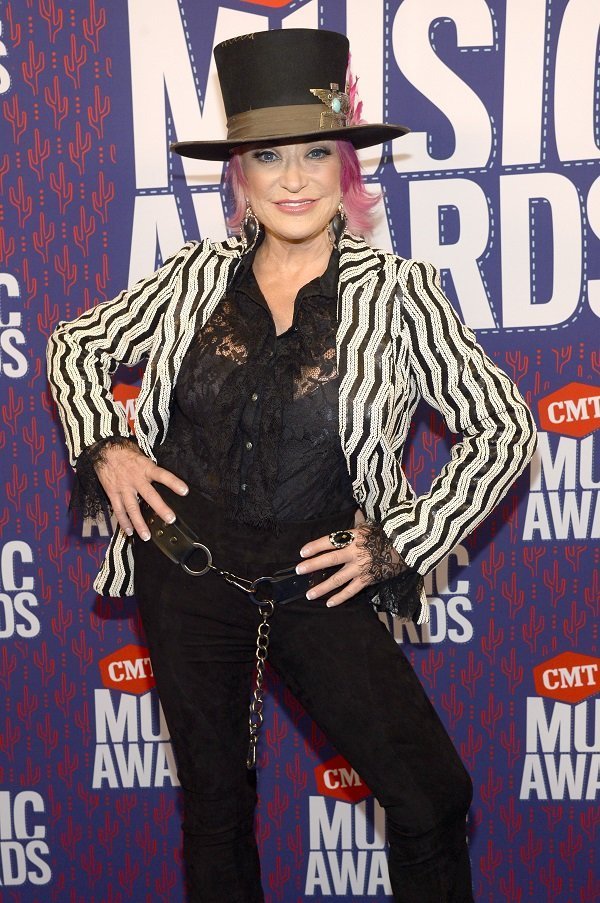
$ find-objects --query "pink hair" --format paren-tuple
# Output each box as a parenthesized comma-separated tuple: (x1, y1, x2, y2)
(224, 140, 380, 238)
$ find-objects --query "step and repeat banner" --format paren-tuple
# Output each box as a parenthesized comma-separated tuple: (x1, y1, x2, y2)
(1, 0, 599, 900)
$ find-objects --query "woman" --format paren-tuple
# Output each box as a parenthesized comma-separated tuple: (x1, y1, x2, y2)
(47, 28, 536, 903)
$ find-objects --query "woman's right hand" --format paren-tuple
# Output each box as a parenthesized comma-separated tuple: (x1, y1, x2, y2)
(93, 442, 189, 540)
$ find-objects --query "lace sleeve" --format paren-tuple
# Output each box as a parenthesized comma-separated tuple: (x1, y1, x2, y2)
(70, 436, 139, 520)
(358, 521, 425, 621)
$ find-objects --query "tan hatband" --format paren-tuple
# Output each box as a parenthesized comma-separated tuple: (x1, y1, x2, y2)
(226, 104, 346, 141)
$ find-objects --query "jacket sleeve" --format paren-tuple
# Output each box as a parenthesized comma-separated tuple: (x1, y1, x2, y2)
(46, 242, 198, 467)
(381, 260, 537, 575)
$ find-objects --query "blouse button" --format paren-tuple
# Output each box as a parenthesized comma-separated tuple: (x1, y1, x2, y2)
(251, 392, 258, 402)
(241, 483, 247, 491)
(245, 441, 253, 450)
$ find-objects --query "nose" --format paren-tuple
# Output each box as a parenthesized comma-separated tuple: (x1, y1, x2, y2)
(280, 157, 308, 193)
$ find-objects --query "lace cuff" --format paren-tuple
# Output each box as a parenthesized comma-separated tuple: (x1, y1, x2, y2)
(71, 436, 138, 520)
(358, 521, 424, 621)
(366, 569, 425, 621)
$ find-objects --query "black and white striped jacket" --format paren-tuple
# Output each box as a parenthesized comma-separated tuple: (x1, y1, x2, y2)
(47, 234, 537, 605)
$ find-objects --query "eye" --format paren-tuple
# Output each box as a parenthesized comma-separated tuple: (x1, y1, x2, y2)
(253, 149, 279, 163)
(307, 146, 331, 159)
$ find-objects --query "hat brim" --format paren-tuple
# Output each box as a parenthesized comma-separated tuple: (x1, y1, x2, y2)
(170, 123, 410, 162)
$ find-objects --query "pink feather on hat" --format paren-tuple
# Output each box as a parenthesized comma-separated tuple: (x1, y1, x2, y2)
(346, 55, 365, 126)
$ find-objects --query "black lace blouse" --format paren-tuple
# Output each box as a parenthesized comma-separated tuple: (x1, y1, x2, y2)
(155, 246, 356, 528)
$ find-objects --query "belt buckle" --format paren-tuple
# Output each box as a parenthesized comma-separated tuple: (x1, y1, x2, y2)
(250, 567, 305, 606)
(250, 565, 335, 606)
(180, 541, 213, 576)
(143, 506, 213, 576)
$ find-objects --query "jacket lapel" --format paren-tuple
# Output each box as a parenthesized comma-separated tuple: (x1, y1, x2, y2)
(136, 238, 244, 452)
(336, 235, 400, 499)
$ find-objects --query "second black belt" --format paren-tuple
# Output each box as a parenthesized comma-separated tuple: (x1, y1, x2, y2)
(140, 501, 339, 606)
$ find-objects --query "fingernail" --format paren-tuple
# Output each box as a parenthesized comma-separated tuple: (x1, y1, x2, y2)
(326, 601, 334, 607)
(296, 564, 305, 575)
(166, 514, 176, 524)
(306, 590, 314, 600)
(125, 528, 133, 536)
(179, 486, 189, 495)
(300, 548, 308, 558)
(142, 532, 151, 541)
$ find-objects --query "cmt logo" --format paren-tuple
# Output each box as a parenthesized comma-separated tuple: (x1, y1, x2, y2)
(98, 645, 156, 695)
(112, 384, 140, 433)
(538, 383, 600, 438)
(314, 755, 371, 804)
(533, 652, 600, 704)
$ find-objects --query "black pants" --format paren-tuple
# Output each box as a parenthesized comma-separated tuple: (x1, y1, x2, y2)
(133, 487, 474, 903)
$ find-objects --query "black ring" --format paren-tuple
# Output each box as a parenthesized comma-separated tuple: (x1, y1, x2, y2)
(328, 530, 355, 549)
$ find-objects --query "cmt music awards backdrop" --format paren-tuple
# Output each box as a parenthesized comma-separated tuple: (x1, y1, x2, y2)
(0, 0, 598, 900)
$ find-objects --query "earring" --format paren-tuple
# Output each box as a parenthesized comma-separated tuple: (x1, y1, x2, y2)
(241, 202, 260, 252)
(329, 200, 346, 247)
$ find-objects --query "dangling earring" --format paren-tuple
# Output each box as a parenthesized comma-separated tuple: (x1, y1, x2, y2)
(329, 199, 346, 247)
(241, 201, 260, 252)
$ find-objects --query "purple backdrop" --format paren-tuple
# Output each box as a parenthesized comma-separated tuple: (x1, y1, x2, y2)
(1, 0, 599, 900)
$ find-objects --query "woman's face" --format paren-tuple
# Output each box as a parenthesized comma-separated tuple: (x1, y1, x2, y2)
(240, 140, 342, 246)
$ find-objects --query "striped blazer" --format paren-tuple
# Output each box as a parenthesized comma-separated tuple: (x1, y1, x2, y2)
(47, 233, 537, 605)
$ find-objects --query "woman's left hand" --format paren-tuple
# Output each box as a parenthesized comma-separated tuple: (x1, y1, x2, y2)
(296, 522, 407, 607)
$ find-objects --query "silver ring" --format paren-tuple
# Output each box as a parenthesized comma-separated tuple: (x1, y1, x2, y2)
(329, 530, 355, 549)
(181, 542, 213, 577)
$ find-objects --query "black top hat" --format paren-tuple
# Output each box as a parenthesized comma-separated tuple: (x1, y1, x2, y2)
(171, 29, 409, 161)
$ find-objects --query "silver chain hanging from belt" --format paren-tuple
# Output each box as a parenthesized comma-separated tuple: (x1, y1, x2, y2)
(246, 598, 275, 769)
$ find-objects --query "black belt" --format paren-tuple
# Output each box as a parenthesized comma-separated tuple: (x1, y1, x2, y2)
(140, 501, 339, 606)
